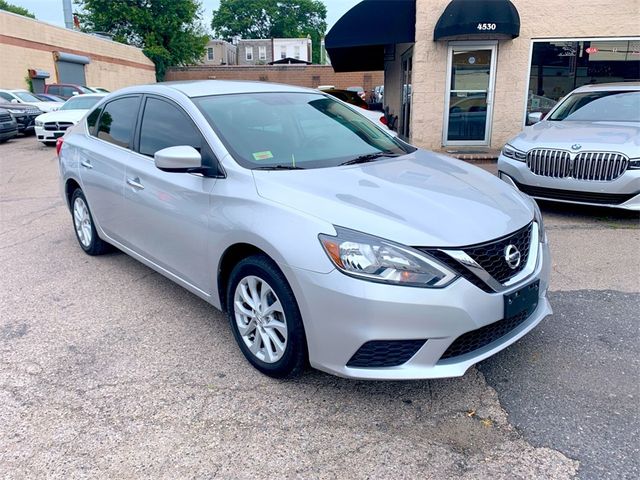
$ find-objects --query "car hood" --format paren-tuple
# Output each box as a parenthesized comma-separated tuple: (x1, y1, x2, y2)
(35, 109, 88, 123)
(19, 101, 63, 113)
(253, 150, 534, 247)
(510, 120, 640, 154)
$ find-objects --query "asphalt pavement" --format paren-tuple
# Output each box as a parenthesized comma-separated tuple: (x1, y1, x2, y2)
(1, 137, 638, 479)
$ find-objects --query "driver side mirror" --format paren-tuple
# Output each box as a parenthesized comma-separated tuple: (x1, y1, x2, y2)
(528, 112, 543, 125)
(10, 99, 19, 104)
(154, 146, 202, 172)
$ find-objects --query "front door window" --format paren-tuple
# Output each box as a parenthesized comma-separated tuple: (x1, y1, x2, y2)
(445, 45, 497, 145)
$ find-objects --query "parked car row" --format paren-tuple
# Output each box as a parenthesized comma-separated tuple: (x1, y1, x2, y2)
(0, 85, 110, 144)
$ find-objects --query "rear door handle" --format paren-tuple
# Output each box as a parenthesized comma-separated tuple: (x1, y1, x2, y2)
(126, 177, 145, 190)
(80, 159, 93, 169)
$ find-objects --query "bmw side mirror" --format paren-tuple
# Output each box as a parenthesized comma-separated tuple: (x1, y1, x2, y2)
(528, 112, 543, 125)
(154, 146, 203, 172)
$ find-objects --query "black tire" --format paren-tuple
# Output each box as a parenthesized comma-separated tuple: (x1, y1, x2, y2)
(70, 188, 111, 256)
(226, 254, 307, 379)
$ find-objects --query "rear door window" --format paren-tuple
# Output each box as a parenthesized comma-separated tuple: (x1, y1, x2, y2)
(138, 97, 202, 157)
(96, 96, 141, 149)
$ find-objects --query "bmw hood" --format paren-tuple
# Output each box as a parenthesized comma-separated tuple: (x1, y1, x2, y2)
(253, 150, 535, 247)
(509, 121, 640, 155)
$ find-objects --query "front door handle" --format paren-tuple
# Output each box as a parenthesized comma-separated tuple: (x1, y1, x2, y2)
(80, 159, 93, 169)
(126, 177, 145, 190)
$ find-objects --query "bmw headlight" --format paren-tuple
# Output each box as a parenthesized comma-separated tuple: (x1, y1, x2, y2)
(502, 144, 527, 162)
(629, 158, 640, 170)
(319, 227, 457, 288)
(532, 201, 547, 244)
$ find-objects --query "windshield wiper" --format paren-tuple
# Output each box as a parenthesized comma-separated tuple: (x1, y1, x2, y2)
(253, 165, 306, 170)
(339, 152, 401, 166)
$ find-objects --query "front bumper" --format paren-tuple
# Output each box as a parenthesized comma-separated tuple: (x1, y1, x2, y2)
(35, 125, 65, 143)
(498, 154, 640, 211)
(286, 240, 551, 380)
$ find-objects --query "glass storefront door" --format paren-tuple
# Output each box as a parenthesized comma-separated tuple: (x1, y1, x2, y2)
(444, 43, 497, 145)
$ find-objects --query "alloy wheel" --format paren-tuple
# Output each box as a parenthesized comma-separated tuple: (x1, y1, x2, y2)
(73, 197, 92, 248)
(233, 275, 288, 363)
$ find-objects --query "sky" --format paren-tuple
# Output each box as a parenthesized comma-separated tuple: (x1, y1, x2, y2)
(7, 0, 361, 33)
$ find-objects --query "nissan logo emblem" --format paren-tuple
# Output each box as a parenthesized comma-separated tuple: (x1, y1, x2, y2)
(504, 245, 521, 270)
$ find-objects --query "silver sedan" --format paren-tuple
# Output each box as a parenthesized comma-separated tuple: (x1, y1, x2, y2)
(57, 80, 551, 380)
(499, 82, 640, 210)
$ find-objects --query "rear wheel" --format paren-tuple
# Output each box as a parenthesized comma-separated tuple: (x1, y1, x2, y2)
(226, 254, 307, 378)
(70, 189, 111, 255)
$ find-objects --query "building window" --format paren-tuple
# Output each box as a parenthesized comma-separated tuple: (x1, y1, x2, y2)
(294, 46, 301, 59)
(526, 38, 640, 124)
(280, 46, 287, 59)
(245, 47, 254, 61)
(259, 46, 267, 61)
(207, 48, 214, 61)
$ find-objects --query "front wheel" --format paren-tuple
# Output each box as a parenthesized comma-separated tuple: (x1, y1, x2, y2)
(70, 189, 111, 255)
(226, 254, 307, 378)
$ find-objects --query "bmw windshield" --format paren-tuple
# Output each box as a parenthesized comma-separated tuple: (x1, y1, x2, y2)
(194, 92, 413, 169)
(548, 90, 640, 122)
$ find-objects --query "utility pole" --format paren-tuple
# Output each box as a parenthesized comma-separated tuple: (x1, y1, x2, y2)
(62, 0, 73, 29)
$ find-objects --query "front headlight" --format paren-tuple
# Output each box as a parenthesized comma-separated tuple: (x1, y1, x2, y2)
(502, 144, 527, 162)
(532, 201, 547, 244)
(35, 120, 43, 127)
(628, 158, 640, 170)
(319, 227, 457, 288)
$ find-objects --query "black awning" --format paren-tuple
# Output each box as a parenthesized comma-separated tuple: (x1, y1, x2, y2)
(434, 0, 520, 41)
(325, 0, 416, 72)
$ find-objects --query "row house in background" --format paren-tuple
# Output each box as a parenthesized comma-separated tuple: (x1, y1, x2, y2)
(202, 39, 238, 66)
(201, 37, 312, 65)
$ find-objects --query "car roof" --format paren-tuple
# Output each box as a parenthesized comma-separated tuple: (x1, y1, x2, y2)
(114, 80, 316, 98)
(572, 82, 640, 93)
(65, 93, 107, 99)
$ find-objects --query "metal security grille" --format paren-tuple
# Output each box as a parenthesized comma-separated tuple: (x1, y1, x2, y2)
(527, 149, 628, 181)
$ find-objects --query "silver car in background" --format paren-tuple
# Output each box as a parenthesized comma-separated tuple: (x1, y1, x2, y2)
(499, 83, 640, 210)
(57, 81, 551, 380)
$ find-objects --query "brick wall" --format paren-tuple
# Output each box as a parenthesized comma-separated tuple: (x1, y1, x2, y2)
(165, 65, 384, 92)
(0, 10, 155, 90)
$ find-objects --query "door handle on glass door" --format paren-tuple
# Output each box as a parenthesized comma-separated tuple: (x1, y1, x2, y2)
(80, 159, 93, 169)
(126, 177, 145, 190)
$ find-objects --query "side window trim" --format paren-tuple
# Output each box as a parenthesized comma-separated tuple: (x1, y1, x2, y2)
(93, 94, 142, 150)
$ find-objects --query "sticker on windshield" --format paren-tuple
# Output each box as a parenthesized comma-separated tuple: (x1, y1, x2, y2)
(252, 151, 274, 161)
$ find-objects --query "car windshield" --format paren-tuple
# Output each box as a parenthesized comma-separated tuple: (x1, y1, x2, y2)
(60, 96, 102, 110)
(14, 91, 41, 102)
(548, 90, 640, 122)
(194, 92, 413, 169)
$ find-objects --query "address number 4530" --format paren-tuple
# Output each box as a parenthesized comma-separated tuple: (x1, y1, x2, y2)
(477, 23, 497, 31)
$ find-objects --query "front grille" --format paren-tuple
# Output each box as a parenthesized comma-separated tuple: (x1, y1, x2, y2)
(440, 309, 533, 361)
(346, 339, 426, 368)
(465, 223, 532, 284)
(0, 113, 12, 123)
(515, 182, 637, 205)
(417, 223, 533, 291)
(527, 149, 628, 181)
(44, 121, 73, 131)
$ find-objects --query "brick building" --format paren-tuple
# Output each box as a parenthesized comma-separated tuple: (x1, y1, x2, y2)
(326, 0, 640, 149)
(0, 11, 155, 91)
(166, 65, 383, 93)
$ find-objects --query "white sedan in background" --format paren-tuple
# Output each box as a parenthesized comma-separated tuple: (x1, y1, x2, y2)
(35, 93, 106, 145)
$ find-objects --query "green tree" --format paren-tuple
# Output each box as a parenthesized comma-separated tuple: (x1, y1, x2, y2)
(212, 0, 327, 64)
(75, 0, 209, 81)
(0, 0, 36, 18)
